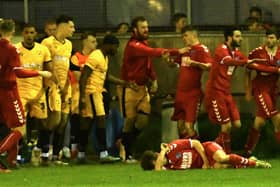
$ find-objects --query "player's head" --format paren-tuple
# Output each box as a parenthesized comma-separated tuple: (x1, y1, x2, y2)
(173, 13, 187, 33)
(56, 15, 75, 38)
(224, 27, 242, 48)
(181, 26, 198, 47)
(81, 31, 97, 51)
(44, 19, 56, 36)
(246, 17, 263, 31)
(117, 22, 129, 34)
(131, 16, 149, 41)
(102, 34, 119, 56)
(22, 23, 37, 45)
(141, 150, 158, 170)
(265, 27, 279, 49)
(249, 6, 262, 21)
(0, 19, 15, 38)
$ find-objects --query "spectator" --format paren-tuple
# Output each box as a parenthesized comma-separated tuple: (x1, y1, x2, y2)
(116, 22, 129, 34)
(172, 13, 187, 33)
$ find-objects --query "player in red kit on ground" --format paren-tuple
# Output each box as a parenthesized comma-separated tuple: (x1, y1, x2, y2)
(244, 28, 280, 156)
(168, 26, 212, 139)
(119, 16, 187, 162)
(0, 19, 51, 172)
(204, 27, 265, 154)
(141, 138, 271, 170)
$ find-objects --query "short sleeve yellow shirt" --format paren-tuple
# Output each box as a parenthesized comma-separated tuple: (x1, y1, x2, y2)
(41, 36, 72, 89)
(85, 49, 108, 93)
(16, 42, 51, 97)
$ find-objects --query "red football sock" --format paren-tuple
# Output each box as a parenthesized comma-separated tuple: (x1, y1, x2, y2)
(275, 131, 280, 144)
(0, 130, 22, 153)
(229, 154, 256, 167)
(244, 128, 260, 155)
(215, 132, 231, 154)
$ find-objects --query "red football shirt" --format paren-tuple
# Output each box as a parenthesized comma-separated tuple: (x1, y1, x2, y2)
(121, 35, 179, 85)
(206, 44, 248, 94)
(175, 43, 212, 92)
(248, 45, 280, 90)
(165, 139, 203, 169)
(0, 39, 21, 88)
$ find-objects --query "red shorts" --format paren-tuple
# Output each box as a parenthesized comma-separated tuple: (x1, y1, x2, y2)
(204, 90, 240, 124)
(253, 88, 278, 119)
(171, 90, 202, 123)
(203, 141, 223, 166)
(0, 87, 25, 128)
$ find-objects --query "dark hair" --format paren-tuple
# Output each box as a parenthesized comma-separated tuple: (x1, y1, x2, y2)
(224, 26, 240, 41)
(131, 16, 146, 29)
(80, 31, 96, 40)
(0, 19, 15, 34)
(250, 6, 262, 16)
(266, 27, 280, 39)
(181, 25, 197, 34)
(44, 19, 56, 26)
(56, 15, 73, 25)
(117, 22, 129, 30)
(22, 23, 36, 31)
(102, 34, 119, 45)
(141, 150, 158, 170)
(173, 13, 187, 24)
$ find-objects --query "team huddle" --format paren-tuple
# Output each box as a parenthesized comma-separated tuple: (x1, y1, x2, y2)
(0, 14, 277, 173)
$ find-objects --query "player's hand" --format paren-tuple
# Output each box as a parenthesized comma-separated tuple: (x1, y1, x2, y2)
(38, 71, 52, 78)
(161, 50, 170, 59)
(126, 82, 139, 91)
(182, 56, 192, 66)
(160, 143, 170, 152)
(150, 80, 158, 94)
(179, 47, 191, 54)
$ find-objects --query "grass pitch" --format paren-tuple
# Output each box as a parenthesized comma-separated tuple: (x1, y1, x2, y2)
(0, 159, 279, 187)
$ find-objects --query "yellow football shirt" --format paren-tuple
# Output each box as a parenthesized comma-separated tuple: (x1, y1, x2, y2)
(41, 36, 72, 89)
(85, 49, 108, 93)
(16, 42, 51, 98)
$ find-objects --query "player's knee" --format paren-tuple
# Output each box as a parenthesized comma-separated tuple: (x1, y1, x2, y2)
(135, 111, 149, 130)
(232, 120, 241, 128)
(213, 151, 228, 163)
(254, 117, 265, 129)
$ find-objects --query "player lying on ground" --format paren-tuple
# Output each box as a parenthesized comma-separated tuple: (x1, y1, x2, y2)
(141, 139, 271, 170)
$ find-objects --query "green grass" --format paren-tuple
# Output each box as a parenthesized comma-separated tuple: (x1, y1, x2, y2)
(0, 160, 280, 187)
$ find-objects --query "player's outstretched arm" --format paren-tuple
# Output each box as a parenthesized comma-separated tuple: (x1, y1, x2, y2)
(155, 143, 169, 171)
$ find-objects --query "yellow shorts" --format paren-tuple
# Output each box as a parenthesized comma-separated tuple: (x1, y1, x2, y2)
(47, 83, 71, 114)
(80, 92, 105, 118)
(71, 83, 80, 114)
(20, 90, 48, 119)
(117, 85, 151, 118)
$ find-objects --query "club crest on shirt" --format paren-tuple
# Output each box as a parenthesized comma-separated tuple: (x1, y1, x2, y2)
(276, 60, 280, 67)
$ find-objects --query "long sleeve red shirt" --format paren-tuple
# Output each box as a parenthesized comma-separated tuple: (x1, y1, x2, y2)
(121, 36, 179, 85)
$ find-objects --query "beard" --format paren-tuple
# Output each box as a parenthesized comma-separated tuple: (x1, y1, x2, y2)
(231, 40, 240, 48)
(135, 30, 149, 41)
